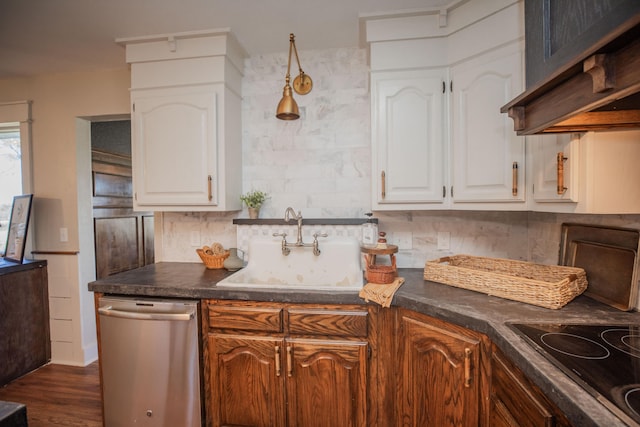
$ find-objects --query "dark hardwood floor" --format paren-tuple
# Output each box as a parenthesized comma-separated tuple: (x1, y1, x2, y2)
(0, 362, 102, 427)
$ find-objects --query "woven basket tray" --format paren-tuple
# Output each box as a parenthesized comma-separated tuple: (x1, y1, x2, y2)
(424, 255, 588, 309)
(196, 249, 230, 269)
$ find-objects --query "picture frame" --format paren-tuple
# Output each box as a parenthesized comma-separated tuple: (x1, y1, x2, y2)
(3, 194, 33, 263)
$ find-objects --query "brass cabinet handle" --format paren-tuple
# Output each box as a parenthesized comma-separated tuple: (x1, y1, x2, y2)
(287, 346, 293, 377)
(275, 346, 281, 377)
(512, 162, 518, 196)
(381, 171, 386, 200)
(557, 152, 568, 195)
(464, 348, 472, 388)
(207, 175, 213, 201)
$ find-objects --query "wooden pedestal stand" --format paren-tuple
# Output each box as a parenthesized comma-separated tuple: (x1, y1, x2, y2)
(361, 244, 398, 284)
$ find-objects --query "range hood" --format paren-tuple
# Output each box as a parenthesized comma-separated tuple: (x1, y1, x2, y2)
(502, 12, 640, 135)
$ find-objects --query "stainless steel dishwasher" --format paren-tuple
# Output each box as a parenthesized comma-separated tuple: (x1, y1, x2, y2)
(98, 296, 202, 427)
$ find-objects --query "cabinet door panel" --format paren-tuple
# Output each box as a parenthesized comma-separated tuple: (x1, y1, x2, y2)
(0, 265, 49, 386)
(286, 339, 368, 427)
(372, 69, 446, 208)
(529, 133, 579, 204)
(132, 88, 217, 206)
(208, 334, 285, 427)
(451, 46, 525, 203)
(399, 314, 481, 427)
(490, 348, 567, 427)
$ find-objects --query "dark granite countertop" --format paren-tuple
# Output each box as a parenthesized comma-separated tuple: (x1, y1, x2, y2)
(89, 262, 640, 427)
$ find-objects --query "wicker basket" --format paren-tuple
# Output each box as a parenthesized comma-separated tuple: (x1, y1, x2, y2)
(364, 252, 398, 284)
(196, 249, 230, 269)
(424, 255, 588, 309)
(365, 264, 397, 284)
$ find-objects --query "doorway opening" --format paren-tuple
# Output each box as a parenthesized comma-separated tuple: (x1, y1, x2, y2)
(90, 120, 154, 279)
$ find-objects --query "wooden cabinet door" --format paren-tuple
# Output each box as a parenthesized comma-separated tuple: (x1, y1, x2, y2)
(0, 264, 49, 386)
(286, 338, 368, 427)
(208, 334, 285, 427)
(490, 347, 573, 427)
(398, 311, 481, 427)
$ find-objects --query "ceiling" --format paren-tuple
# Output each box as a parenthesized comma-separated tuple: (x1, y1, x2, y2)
(0, 0, 454, 80)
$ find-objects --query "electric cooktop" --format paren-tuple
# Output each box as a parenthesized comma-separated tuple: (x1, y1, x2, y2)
(511, 323, 640, 426)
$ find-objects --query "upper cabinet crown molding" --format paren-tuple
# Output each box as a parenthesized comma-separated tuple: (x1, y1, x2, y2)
(116, 28, 247, 73)
(360, 0, 519, 46)
(118, 28, 246, 92)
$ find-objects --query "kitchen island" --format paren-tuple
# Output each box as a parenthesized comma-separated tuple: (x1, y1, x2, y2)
(89, 262, 640, 427)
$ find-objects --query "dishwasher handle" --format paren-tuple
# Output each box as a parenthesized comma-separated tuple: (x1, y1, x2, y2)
(98, 306, 194, 321)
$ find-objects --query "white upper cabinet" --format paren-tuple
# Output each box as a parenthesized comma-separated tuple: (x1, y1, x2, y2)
(450, 44, 525, 204)
(365, 0, 526, 211)
(528, 130, 640, 214)
(528, 133, 579, 205)
(371, 69, 446, 209)
(119, 29, 246, 211)
(131, 87, 220, 206)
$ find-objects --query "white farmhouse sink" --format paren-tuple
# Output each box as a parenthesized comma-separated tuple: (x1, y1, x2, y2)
(216, 237, 364, 290)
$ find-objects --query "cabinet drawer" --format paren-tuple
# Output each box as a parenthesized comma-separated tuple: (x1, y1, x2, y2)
(287, 308, 368, 337)
(491, 350, 554, 426)
(209, 306, 283, 332)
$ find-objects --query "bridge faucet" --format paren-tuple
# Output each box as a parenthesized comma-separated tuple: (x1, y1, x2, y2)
(284, 207, 303, 245)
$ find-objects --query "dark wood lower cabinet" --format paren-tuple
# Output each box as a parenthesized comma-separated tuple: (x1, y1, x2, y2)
(396, 308, 490, 427)
(203, 302, 574, 427)
(0, 261, 49, 386)
(490, 345, 573, 427)
(205, 300, 370, 427)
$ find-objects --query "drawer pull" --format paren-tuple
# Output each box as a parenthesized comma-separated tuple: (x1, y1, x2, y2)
(207, 175, 213, 201)
(381, 170, 386, 200)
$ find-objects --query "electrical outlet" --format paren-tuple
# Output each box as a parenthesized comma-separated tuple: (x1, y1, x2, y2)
(437, 232, 450, 250)
(190, 231, 200, 247)
(59, 227, 68, 242)
(392, 231, 413, 250)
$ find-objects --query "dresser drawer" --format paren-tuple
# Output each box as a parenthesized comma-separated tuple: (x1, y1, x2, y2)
(287, 308, 368, 337)
(208, 305, 283, 332)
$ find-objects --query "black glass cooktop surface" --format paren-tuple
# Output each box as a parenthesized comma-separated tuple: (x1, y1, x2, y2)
(511, 323, 640, 426)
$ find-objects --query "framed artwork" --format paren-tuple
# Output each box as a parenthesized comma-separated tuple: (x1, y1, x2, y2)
(4, 194, 33, 263)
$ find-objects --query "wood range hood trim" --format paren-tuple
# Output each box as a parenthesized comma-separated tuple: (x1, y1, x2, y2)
(501, 15, 640, 135)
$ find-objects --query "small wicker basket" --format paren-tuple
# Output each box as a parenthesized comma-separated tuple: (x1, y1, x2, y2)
(365, 264, 397, 284)
(424, 255, 588, 309)
(196, 249, 230, 269)
(364, 252, 398, 284)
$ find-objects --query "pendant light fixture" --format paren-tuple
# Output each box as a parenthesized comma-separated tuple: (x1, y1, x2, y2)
(276, 33, 313, 120)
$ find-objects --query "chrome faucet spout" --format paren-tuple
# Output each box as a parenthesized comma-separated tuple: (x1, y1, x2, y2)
(284, 207, 299, 222)
(284, 207, 303, 245)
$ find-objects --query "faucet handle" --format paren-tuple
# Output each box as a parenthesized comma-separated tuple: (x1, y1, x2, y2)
(273, 232, 287, 238)
(313, 232, 328, 239)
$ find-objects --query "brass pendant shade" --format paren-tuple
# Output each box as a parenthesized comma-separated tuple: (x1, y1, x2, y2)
(276, 33, 312, 120)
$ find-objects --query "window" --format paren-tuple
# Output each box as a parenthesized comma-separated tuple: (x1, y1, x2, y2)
(0, 123, 23, 254)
